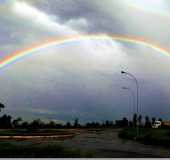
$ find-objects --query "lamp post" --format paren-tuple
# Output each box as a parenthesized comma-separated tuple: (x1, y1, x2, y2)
(121, 71, 139, 138)
(122, 86, 135, 118)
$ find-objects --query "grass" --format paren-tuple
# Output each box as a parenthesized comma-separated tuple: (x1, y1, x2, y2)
(119, 127, 170, 146)
(0, 129, 94, 157)
(0, 141, 94, 158)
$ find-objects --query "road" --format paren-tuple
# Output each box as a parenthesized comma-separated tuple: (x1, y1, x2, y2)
(29, 128, 170, 158)
(3, 128, 170, 158)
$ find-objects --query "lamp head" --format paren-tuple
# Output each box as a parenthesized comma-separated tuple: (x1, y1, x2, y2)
(121, 70, 126, 74)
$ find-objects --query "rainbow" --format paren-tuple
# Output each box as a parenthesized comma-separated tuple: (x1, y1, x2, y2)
(1, 34, 170, 70)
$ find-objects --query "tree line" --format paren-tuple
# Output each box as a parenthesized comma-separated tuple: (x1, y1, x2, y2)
(115, 114, 162, 128)
(0, 114, 163, 129)
(0, 103, 163, 129)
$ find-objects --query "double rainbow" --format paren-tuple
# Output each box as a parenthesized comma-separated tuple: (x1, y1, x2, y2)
(1, 34, 170, 70)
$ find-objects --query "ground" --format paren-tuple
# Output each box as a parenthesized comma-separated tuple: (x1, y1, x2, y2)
(0, 128, 170, 158)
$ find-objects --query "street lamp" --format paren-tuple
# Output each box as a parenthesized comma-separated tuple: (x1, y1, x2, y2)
(121, 70, 139, 138)
(122, 86, 135, 117)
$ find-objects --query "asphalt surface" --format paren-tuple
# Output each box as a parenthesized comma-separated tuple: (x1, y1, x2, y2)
(30, 128, 170, 158)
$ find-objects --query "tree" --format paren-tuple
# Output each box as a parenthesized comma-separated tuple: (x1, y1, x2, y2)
(115, 118, 128, 127)
(158, 118, 162, 122)
(138, 115, 142, 127)
(30, 119, 44, 129)
(13, 117, 22, 128)
(145, 116, 151, 128)
(152, 117, 156, 125)
(105, 120, 110, 127)
(21, 121, 29, 128)
(0, 103, 5, 112)
(129, 121, 133, 127)
(133, 113, 137, 127)
(74, 118, 80, 128)
(122, 117, 128, 127)
(47, 121, 56, 128)
(66, 122, 71, 128)
(0, 114, 12, 128)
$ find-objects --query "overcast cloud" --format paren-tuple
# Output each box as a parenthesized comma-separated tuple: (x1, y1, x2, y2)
(0, 0, 170, 122)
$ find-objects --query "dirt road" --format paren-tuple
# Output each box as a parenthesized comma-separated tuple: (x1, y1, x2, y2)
(41, 128, 170, 158)
(5, 128, 170, 158)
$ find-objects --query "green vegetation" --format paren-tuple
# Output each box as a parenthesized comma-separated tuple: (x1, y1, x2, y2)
(119, 128, 170, 146)
(0, 142, 93, 158)
(0, 114, 119, 129)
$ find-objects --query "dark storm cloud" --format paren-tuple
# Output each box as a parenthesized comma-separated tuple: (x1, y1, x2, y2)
(0, 0, 170, 122)
(32, 0, 126, 34)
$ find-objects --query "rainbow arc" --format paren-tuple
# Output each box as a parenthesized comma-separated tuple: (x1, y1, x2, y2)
(0, 34, 169, 70)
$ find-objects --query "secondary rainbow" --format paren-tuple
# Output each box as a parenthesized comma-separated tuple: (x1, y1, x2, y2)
(1, 34, 170, 70)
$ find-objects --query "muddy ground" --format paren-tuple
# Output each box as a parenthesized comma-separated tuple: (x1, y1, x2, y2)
(12, 128, 170, 158)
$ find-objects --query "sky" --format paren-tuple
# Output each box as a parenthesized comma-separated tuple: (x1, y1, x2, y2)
(0, 0, 170, 123)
